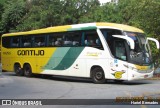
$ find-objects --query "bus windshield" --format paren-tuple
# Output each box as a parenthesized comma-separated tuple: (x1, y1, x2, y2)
(124, 32, 153, 65)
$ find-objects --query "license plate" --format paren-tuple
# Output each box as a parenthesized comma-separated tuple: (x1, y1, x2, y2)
(144, 75, 148, 78)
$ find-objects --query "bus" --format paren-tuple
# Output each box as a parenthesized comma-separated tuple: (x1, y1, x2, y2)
(1, 22, 159, 83)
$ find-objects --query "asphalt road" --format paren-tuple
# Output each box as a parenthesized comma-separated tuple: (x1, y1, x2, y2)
(0, 72, 160, 108)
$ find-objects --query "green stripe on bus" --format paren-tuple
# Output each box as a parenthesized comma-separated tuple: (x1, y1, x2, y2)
(43, 47, 70, 69)
(43, 47, 85, 70)
(53, 47, 84, 70)
(67, 26, 97, 31)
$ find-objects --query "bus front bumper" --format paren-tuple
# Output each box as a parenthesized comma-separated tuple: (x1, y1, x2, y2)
(128, 70, 154, 81)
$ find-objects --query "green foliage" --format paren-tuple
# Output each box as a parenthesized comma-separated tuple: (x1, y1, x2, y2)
(60, 0, 100, 24)
(16, 0, 100, 31)
(0, 0, 26, 33)
(0, 0, 7, 34)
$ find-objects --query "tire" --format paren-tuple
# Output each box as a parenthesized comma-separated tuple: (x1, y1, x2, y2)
(24, 64, 32, 77)
(91, 67, 105, 84)
(14, 64, 24, 76)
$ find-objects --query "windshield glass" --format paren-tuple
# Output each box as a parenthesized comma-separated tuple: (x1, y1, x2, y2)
(124, 32, 152, 65)
(100, 29, 153, 65)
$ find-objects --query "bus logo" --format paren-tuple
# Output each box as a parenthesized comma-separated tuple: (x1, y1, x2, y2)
(112, 71, 125, 79)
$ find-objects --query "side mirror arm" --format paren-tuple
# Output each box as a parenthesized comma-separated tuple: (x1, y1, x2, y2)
(112, 35, 135, 49)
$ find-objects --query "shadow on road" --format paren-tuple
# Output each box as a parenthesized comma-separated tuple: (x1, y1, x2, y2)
(1, 72, 154, 85)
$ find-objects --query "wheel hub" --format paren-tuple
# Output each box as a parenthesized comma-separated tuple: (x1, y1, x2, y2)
(96, 72, 103, 80)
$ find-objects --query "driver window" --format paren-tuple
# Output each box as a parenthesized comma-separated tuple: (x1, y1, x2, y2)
(114, 40, 127, 61)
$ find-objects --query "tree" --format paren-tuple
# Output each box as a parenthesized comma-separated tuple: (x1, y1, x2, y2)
(79, 1, 123, 23)
(60, 0, 100, 24)
(0, 0, 26, 33)
(0, 0, 7, 34)
(16, 0, 100, 31)
(16, 0, 64, 31)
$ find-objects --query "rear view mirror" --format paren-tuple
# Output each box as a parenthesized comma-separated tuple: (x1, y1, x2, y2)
(147, 38, 159, 49)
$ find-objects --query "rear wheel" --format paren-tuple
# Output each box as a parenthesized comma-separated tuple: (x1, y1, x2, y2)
(24, 64, 32, 77)
(14, 64, 23, 76)
(91, 67, 105, 84)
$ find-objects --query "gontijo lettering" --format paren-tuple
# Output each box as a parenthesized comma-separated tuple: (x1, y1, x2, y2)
(17, 50, 44, 56)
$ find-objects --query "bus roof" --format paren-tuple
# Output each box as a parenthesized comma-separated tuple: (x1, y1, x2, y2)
(2, 22, 144, 37)
(96, 22, 144, 33)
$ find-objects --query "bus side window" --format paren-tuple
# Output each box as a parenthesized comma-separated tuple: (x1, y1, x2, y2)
(64, 32, 81, 47)
(34, 36, 45, 47)
(48, 33, 64, 47)
(22, 37, 31, 47)
(55, 38, 63, 46)
(83, 30, 103, 49)
(72, 32, 81, 46)
(53, 33, 64, 47)
(63, 34, 73, 46)
(2, 37, 11, 48)
(48, 34, 55, 47)
(11, 37, 20, 48)
(72, 35, 80, 46)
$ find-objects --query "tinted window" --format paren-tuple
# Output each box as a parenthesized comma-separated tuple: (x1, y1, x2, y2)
(2, 37, 11, 48)
(11, 37, 20, 48)
(48, 32, 81, 47)
(83, 30, 103, 49)
(2, 30, 103, 48)
(114, 40, 127, 61)
(48, 34, 55, 47)
(34, 36, 46, 47)
(100, 29, 122, 54)
(50, 33, 64, 47)
(22, 36, 32, 47)
(63, 32, 81, 46)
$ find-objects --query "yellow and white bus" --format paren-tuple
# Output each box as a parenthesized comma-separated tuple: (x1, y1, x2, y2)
(1, 22, 159, 83)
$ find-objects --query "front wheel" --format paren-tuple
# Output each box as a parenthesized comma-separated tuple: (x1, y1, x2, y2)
(91, 67, 105, 84)
(24, 64, 32, 77)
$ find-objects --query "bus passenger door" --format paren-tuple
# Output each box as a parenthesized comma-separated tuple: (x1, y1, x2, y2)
(110, 40, 128, 80)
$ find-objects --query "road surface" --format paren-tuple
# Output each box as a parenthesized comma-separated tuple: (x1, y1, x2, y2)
(0, 72, 160, 108)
